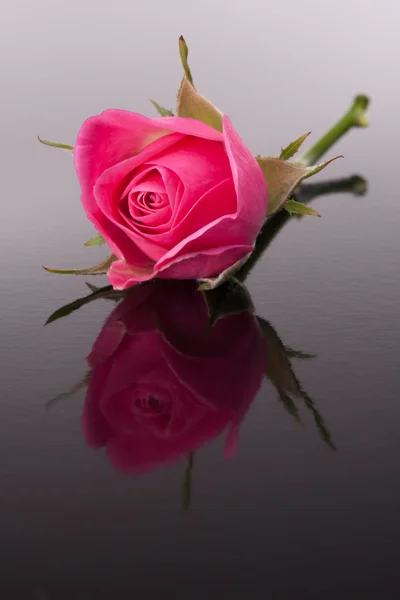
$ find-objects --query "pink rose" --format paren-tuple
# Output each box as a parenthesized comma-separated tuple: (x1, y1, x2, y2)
(82, 280, 265, 474)
(74, 111, 268, 289)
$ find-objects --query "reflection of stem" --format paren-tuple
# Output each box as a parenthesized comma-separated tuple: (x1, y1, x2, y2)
(182, 452, 195, 511)
(299, 95, 369, 166)
(236, 175, 367, 282)
(296, 175, 367, 203)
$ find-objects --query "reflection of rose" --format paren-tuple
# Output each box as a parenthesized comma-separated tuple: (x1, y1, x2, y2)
(82, 281, 264, 473)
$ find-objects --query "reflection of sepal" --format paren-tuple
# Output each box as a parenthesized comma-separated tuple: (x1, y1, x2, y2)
(46, 370, 91, 411)
(84, 282, 120, 301)
(285, 347, 316, 360)
(278, 390, 303, 423)
(202, 277, 254, 326)
(279, 132, 311, 161)
(42, 254, 116, 276)
(258, 316, 335, 449)
(257, 155, 341, 216)
(45, 283, 123, 325)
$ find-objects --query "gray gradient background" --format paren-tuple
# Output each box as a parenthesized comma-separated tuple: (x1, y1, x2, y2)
(1, 0, 400, 598)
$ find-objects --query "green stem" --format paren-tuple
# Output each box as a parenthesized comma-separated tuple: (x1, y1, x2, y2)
(299, 95, 370, 167)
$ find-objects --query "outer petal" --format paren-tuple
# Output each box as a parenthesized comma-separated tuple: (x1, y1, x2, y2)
(148, 117, 269, 276)
(222, 115, 268, 236)
(151, 116, 223, 142)
(77, 114, 184, 263)
(108, 259, 156, 290)
(156, 244, 253, 279)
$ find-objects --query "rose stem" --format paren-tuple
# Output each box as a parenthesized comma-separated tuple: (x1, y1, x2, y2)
(298, 95, 370, 167)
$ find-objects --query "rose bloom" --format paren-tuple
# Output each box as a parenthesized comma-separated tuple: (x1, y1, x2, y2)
(82, 280, 265, 474)
(74, 111, 268, 289)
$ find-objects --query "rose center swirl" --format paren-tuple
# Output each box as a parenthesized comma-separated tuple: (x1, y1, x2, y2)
(119, 165, 177, 229)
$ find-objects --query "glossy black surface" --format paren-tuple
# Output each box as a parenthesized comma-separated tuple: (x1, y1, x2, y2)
(2, 0, 400, 597)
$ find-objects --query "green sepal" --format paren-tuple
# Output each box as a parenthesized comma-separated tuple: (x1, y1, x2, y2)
(150, 100, 174, 117)
(257, 155, 341, 216)
(284, 199, 320, 217)
(84, 233, 106, 247)
(42, 254, 116, 276)
(178, 36, 194, 86)
(176, 36, 222, 131)
(38, 137, 74, 152)
(279, 132, 311, 160)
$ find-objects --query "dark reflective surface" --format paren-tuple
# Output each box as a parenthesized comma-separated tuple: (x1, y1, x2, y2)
(3, 0, 400, 597)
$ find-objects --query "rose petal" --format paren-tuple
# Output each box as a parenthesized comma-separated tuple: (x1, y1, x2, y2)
(152, 116, 224, 142)
(77, 122, 184, 263)
(93, 133, 187, 263)
(148, 136, 232, 210)
(108, 259, 156, 290)
(75, 111, 222, 230)
(156, 244, 253, 279)
(222, 115, 268, 236)
(75, 109, 172, 215)
(133, 177, 236, 252)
